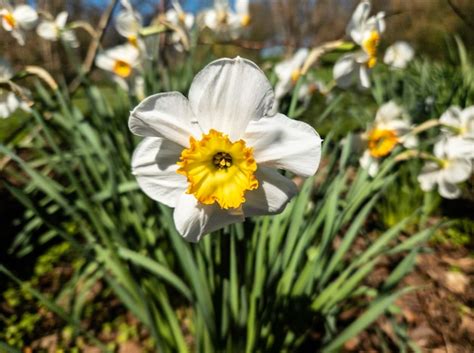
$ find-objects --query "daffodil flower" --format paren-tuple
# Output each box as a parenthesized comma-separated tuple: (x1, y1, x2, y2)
(384, 41, 414, 69)
(115, 0, 144, 49)
(37, 12, 79, 48)
(199, 0, 248, 40)
(360, 101, 416, 176)
(417, 139, 472, 199)
(0, 59, 30, 118)
(333, 1, 385, 88)
(165, 0, 194, 52)
(95, 43, 143, 97)
(129, 57, 322, 242)
(0, 2, 38, 45)
(438, 106, 474, 160)
(274, 48, 309, 103)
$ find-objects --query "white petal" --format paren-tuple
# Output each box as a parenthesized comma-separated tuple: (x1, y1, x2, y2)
(165, 9, 179, 24)
(359, 150, 379, 177)
(0, 101, 9, 118)
(443, 158, 472, 184)
(37, 21, 58, 41)
(115, 10, 142, 38)
(185, 14, 194, 29)
(6, 92, 20, 112)
(438, 180, 460, 199)
(333, 54, 357, 88)
(55, 11, 68, 28)
(61, 29, 79, 48)
(244, 113, 321, 177)
(347, 1, 370, 44)
(13, 5, 38, 30)
(243, 167, 297, 217)
(173, 193, 244, 242)
(132, 137, 187, 207)
(417, 162, 439, 192)
(443, 136, 474, 159)
(375, 101, 403, 123)
(358, 65, 371, 89)
(440, 106, 462, 129)
(129, 92, 199, 147)
(95, 52, 115, 71)
(11, 28, 26, 45)
(188, 57, 275, 140)
(460, 106, 474, 136)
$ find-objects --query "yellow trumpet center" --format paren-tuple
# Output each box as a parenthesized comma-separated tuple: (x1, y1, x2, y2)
(291, 69, 301, 84)
(362, 31, 380, 69)
(177, 129, 258, 209)
(240, 14, 251, 27)
(2, 11, 16, 28)
(113, 59, 133, 78)
(178, 12, 186, 23)
(367, 128, 399, 158)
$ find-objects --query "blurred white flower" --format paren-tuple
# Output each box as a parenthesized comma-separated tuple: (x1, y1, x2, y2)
(166, 0, 194, 52)
(439, 106, 474, 159)
(359, 101, 416, 176)
(37, 12, 79, 48)
(199, 0, 249, 40)
(274, 48, 308, 102)
(115, 0, 144, 48)
(0, 59, 30, 118)
(297, 76, 329, 108)
(0, 3, 38, 45)
(417, 139, 472, 199)
(333, 1, 385, 88)
(384, 41, 414, 69)
(128, 57, 322, 242)
(95, 43, 143, 96)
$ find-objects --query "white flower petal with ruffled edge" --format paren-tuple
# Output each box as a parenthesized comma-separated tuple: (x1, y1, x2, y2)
(243, 113, 321, 177)
(131, 137, 187, 207)
(129, 92, 200, 147)
(188, 57, 275, 140)
(443, 136, 474, 159)
(243, 167, 297, 217)
(375, 101, 403, 123)
(173, 193, 245, 242)
(384, 41, 414, 69)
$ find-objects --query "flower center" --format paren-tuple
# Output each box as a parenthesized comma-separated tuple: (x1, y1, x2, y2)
(240, 14, 251, 27)
(177, 129, 258, 209)
(113, 59, 132, 78)
(362, 31, 380, 69)
(178, 12, 186, 23)
(2, 11, 16, 29)
(291, 69, 301, 84)
(367, 128, 399, 158)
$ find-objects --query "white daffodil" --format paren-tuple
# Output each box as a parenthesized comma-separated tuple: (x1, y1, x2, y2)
(129, 57, 322, 242)
(417, 139, 472, 199)
(438, 106, 474, 159)
(0, 2, 38, 45)
(115, 0, 144, 48)
(95, 43, 143, 96)
(384, 41, 414, 69)
(199, 0, 249, 40)
(333, 1, 385, 88)
(359, 101, 416, 176)
(37, 12, 78, 48)
(165, 0, 194, 52)
(274, 48, 309, 102)
(0, 59, 30, 118)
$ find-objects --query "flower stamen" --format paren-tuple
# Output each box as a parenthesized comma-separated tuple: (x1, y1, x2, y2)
(362, 31, 380, 69)
(177, 129, 258, 209)
(2, 11, 16, 29)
